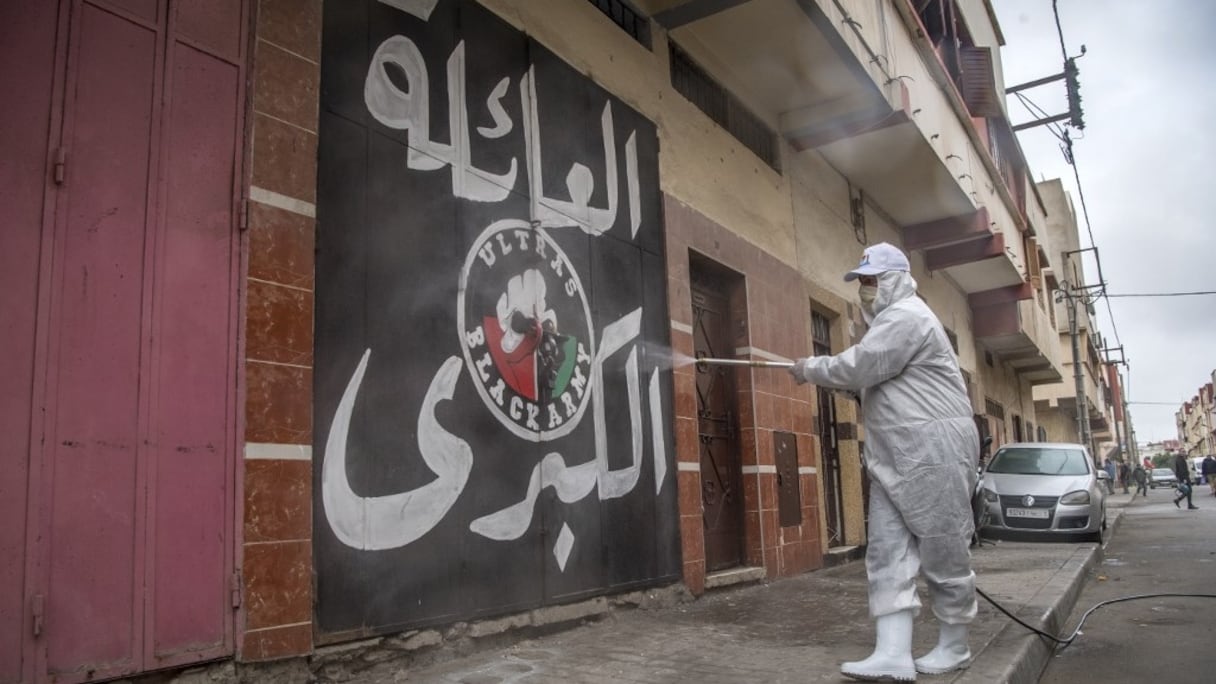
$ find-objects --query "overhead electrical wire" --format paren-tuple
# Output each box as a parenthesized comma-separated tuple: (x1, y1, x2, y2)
(1051, 0, 1069, 63)
(1104, 291, 1216, 298)
(1013, 91, 1067, 143)
(1047, 0, 1123, 354)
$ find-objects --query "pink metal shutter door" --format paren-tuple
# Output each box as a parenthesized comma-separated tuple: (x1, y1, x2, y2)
(28, 1, 244, 680)
(147, 0, 244, 666)
(42, 3, 159, 675)
(0, 0, 62, 681)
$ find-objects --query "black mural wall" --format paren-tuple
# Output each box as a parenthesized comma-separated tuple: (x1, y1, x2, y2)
(314, 0, 678, 635)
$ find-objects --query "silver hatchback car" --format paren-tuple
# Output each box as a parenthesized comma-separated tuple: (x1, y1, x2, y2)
(979, 443, 1108, 542)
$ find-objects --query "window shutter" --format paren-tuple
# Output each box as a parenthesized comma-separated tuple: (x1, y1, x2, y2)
(959, 46, 1002, 118)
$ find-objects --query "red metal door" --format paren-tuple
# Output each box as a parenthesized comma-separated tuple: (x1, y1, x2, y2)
(1, 1, 247, 681)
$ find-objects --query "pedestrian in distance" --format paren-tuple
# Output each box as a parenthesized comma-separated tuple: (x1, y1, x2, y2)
(1203, 454, 1216, 497)
(1132, 462, 1148, 498)
(1173, 451, 1198, 510)
(1118, 460, 1130, 495)
(791, 243, 978, 682)
(1102, 458, 1116, 494)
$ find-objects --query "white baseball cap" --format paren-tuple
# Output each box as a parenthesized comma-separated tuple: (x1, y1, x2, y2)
(844, 242, 911, 282)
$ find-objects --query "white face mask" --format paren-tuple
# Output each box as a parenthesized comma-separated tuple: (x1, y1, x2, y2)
(859, 284, 878, 308)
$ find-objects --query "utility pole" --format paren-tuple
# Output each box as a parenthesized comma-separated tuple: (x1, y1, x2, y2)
(1058, 247, 1104, 459)
(1057, 280, 1093, 456)
(1102, 345, 1128, 463)
(1123, 368, 1139, 463)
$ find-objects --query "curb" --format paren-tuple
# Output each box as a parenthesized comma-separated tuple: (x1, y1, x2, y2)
(954, 506, 1125, 684)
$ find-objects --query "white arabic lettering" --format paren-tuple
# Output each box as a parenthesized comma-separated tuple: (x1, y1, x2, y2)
(364, 37, 518, 202)
(519, 68, 640, 236)
(363, 34, 642, 235)
(322, 351, 472, 550)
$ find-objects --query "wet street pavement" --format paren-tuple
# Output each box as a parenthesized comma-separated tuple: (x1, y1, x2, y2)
(343, 493, 1140, 683)
(1039, 488, 1216, 684)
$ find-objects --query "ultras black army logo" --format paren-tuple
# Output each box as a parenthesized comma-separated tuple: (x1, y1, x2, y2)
(458, 220, 594, 441)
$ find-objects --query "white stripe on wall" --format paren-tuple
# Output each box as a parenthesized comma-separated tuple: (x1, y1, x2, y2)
(250, 185, 317, 218)
(677, 461, 700, 472)
(243, 620, 311, 633)
(742, 465, 778, 474)
(670, 320, 694, 335)
(798, 466, 818, 475)
(245, 442, 312, 461)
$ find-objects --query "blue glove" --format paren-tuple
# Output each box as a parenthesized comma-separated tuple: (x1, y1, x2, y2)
(789, 358, 810, 385)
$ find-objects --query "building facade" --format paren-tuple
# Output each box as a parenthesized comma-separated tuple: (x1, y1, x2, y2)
(1177, 382, 1215, 458)
(2, 0, 1074, 680)
(1030, 179, 1120, 459)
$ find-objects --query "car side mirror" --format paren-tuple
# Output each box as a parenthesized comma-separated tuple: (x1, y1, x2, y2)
(1096, 471, 1110, 480)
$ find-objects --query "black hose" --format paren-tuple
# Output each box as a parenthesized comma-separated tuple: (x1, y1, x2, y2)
(977, 586, 1216, 650)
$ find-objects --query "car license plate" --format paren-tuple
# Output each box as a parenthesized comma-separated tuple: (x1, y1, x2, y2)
(1006, 507, 1049, 519)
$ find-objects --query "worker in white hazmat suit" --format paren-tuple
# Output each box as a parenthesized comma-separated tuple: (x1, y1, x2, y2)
(790, 243, 979, 682)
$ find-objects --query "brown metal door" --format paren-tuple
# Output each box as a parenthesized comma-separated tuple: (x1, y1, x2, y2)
(812, 312, 845, 547)
(816, 386, 844, 547)
(692, 278, 743, 571)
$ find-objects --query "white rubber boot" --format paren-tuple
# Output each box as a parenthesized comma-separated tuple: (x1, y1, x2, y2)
(914, 622, 971, 674)
(841, 610, 917, 682)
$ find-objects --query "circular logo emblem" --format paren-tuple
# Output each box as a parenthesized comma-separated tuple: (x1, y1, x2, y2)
(457, 220, 595, 441)
(1022, 495, 1035, 508)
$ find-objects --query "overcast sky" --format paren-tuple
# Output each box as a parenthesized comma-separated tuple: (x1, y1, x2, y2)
(992, 0, 1216, 445)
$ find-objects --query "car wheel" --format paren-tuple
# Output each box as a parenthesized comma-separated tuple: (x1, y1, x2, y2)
(1081, 509, 1105, 544)
(1085, 510, 1107, 543)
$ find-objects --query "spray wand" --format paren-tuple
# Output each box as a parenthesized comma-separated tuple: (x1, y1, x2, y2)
(696, 357, 793, 370)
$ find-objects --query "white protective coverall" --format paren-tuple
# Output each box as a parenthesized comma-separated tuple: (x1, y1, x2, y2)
(795, 270, 979, 623)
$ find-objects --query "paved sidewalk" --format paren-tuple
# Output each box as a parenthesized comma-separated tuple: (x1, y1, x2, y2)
(354, 492, 1136, 684)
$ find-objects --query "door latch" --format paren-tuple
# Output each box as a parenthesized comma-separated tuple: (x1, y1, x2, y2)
(32, 594, 44, 637)
(53, 148, 66, 185)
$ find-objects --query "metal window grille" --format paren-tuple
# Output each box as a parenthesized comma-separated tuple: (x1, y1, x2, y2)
(811, 311, 832, 355)
(669, 43, 780, 170)
(588, 0, 651, 48)
(985, 398, 1005, 420)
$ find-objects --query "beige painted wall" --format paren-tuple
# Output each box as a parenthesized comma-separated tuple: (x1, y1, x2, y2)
(1038, 408, 1080, 444)
(975, 344, 1038, 444)
(479, 0, 798, 264)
